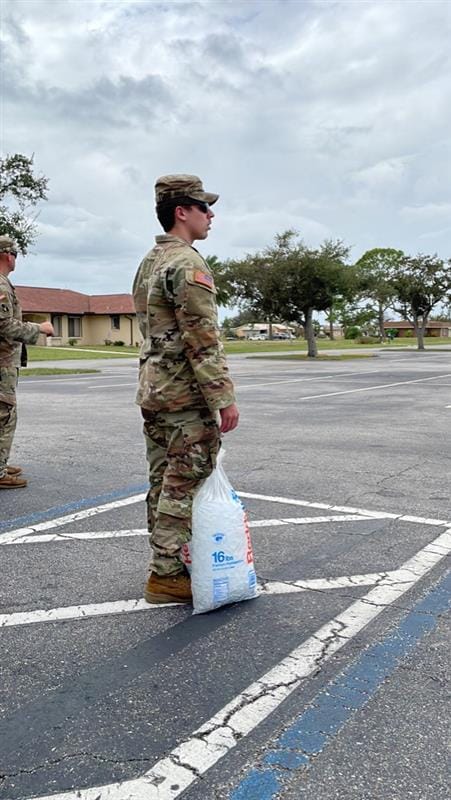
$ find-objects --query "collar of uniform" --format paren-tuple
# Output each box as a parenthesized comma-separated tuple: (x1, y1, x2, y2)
(0, 274, 13, 288)
(155, 234, 197, 250)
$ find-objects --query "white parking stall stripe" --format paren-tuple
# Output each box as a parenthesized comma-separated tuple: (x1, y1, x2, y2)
(21, 372, 134, 385)
(297, 372, 451, 401)
(0, 573, 394, 628)
(25, 529, 451, 800)
(87, 382, 136, 389)
(0, 493, 146, 545)
(2, 529, 149, 545)
(239, 492, 451, 527)
(0, 515, 368, 546)
(237, 369, 381, 390)
(2, 493, 449, 547)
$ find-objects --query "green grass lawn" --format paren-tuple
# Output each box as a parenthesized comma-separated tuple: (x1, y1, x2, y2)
(21, 368, 100, 376)
(27, 337, 450, 361)
(223, 337, 451, 354)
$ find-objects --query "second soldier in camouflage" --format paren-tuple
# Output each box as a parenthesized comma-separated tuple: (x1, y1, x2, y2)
(133, 174, 239, 604)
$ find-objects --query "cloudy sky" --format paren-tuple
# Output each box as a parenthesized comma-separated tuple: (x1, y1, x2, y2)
(2, 0, 451, 304)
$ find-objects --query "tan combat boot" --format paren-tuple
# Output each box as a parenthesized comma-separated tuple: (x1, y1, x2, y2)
(144, 572, 192, 604)
(0, 472, 27, 489)
(6, 465, 23, 476)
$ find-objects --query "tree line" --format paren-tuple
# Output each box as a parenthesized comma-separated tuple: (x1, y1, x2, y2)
(209, 233, 451, 356)
(1, 153, 450, 357)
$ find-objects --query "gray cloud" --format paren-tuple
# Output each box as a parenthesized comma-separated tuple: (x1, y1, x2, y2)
(4, 73, 173, 130)
(2, 0, 450, 300)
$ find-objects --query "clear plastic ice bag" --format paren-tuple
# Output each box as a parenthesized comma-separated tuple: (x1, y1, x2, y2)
(182, 450, 258, 614)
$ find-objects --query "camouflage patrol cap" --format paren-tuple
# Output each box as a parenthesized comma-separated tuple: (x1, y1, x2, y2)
(155, 174, 219, 207)
(0, 235, 18, 255)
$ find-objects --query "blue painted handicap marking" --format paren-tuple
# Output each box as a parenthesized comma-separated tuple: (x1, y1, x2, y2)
(230, 768, 285, 800)
(230, 571, 451, 800)
(265, 750, 309, 769)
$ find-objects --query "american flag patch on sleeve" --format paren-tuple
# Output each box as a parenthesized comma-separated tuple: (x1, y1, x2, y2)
(193, 270, 214, 289)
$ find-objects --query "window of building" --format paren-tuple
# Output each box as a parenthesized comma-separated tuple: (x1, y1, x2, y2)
(111, 315, 120, 330)
(68, 316, 82, 338)
(51, 314, 62, 336)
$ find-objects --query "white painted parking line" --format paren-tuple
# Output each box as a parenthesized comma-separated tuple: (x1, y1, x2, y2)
(251, 514, 365, 526)
(298, 372, 451, 401)
(0, 573, 391, 628)
(87, 382, 136, 389)
(27, 529, 451, 800)
(239, 492, 451, 527)
(21, 372, 135, 385)
(238, 369, 381, 390)
(0, 515, 367, 546)
(0, 493, 147, 545)
(2, 492, 449, 546)
(2, 529, 149, 545)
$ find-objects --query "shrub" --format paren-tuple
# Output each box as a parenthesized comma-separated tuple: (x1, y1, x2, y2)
(345, 326, 361, 340)
(113, 340, 125, 346)
(104, 339, 112, 346)
(68, 338, 77, 346)
(357, 335, 379, 344)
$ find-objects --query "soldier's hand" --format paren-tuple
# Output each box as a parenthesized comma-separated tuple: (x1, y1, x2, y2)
(39, 322, 55, 336)
(219, 403, 239, 433)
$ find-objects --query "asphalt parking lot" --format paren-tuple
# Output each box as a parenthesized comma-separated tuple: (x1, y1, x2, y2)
(0, 349, 450, 800)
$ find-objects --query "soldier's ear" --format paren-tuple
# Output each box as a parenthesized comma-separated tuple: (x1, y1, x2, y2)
(175, 205, 189, 222)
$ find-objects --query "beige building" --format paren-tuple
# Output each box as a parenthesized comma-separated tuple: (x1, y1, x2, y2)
(16, 286, 140, 346)
(233, 323, 296, 340)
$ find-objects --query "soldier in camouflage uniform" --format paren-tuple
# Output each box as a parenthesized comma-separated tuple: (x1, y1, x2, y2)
(0, 236, 54, 488)
(133, 175, 239, 604)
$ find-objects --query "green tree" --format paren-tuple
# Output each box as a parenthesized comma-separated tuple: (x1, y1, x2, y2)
(226, 231, 352, 357)
(355, 248, 404, 341)
(0, 153, 49, 255)
(390, 253, 451, 350)
(325, 297, 378, 339)
(205, 255, 236, 307)
(223, 238, 286, 340)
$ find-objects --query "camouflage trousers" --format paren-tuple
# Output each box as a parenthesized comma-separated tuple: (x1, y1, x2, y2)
(142, 407, 221, 576)
(0, 368, 18, 479)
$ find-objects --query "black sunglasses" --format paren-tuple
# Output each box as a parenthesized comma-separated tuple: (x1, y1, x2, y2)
(10, 251, 18, 258)
(181, 200, 210, 214)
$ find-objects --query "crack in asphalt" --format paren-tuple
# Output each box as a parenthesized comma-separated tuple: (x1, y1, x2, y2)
(1, 751, 153, 780)
(170, 752, 202, 778)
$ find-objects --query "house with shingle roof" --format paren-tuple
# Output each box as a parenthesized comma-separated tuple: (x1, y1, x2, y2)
(16, 286, 140, 346)
(383, 320, 450, 338)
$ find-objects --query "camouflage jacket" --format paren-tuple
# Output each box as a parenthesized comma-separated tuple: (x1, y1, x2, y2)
(133, 234, 235, 413)
(0, 274, 41, 370)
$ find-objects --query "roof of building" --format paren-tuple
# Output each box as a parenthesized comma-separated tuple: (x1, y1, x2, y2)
(383, 320, 449, 329)
(15, 286, 135, 315)
(89, 294, 135, 314)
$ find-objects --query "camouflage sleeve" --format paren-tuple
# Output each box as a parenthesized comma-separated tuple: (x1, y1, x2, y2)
(132, 259, 148, 346)
(0, 291, 41, 344)
(170, 260, 236, 412)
